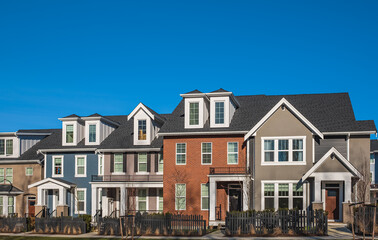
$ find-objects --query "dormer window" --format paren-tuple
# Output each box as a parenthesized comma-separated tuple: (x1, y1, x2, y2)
(88, 124, 96, 143)
(66, 125, 74, 144)
(0, 139, 14, 156)
(215, 101, 225, 124)
(189, 102, 199, 125)
(138, 120, 147, 140)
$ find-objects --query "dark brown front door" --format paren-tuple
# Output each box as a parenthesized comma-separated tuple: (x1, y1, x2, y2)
(28, 199, 36, 217)
(326, 189, 339, 220)
(229, 189, 242, 212)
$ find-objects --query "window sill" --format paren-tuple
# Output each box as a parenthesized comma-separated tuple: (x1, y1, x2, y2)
(136, 172, 149, 175)
(112, 172, 126, 175)
(261, 162, 306, 166)
(52, 175, 63, 178)
(156, 172, 163, 175)
(202, 163, 212, 165)
(75, 175, 87, 178)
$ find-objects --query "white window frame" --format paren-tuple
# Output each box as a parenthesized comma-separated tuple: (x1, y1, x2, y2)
(62, 121, 77, 146)
(201, 183, 209, 211)
(137, 153, 148, 174)
(85, 121, 100, 145)
(75, 155, 87, 177)
(184, 98, 204, 129)
(75, 188, 87, 214)
(98, 154, 104, 176)
(201, 142, 212, 165)
(0, 138, 16, 157)
(136, 188, 148, 212)
(157, 153, 163, 174)
(261, 181, 306, 211)
(113, 153, 124, 174)
(210, 96, 231, 128)
(175, 183, 186, 211)
(261, 136, 307, 165)
(137, 119, 147, 141)
(7, 196, 15, 215)
(52, 156, 64, 177)
(176, 143, 187, 165)
(25, 167, 33, 176)
(227, 142, 239, 165)
(157, 188, 163, 212)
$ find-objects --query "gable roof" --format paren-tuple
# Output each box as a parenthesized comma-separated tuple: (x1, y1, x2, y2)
(127, 103, 165, 122)
(28, 178, 76, 189)
(210, 88, 229, 93)
(301, 147, 362, 181)
(159, 93, 376, 136)
(185, 89, 202, 94)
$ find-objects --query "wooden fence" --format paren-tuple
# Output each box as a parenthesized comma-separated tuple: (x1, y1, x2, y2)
(225, 210, 327, 236)
(99, 212, 206, 236)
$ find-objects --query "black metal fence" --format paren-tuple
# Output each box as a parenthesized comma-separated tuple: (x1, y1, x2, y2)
(99, 212, 206, 236)
(225, 210, 328, 236)
(35, 217, 86, 234)
(0, 217, 28, 233)
(352, 206, 377, 235)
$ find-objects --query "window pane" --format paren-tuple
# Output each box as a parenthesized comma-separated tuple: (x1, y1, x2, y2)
(6, 140, 13, 155)
(264, 140, 274, 150)
(202, 198, 209, 210)
(176, 143, 186, 153)
(139, 202, 146, 211)
(158, 154, 164, 172)
(77, 191, 84, 201)
(176, 184, 186, 197)
(77, 166, 85, 175)
(176, 155, 186, 164)
(77, 157, 84, 166)
(138, 153, 147, 163)
(78, 202, 85, 211)
(265, 152, 274, 162)
(278, 184, 289, 196)
(201, 184, 209, 196)
(202, 143, 212, 153)
(0, 140, 4, 155)
(139, 163, 147, 172)
(278, 140, 288, 150)
(371, 154, 375, 164)
(293, 139, 303, 150)
(228, 153, 238, 164)
(189, 102, 199, 125)
(0, 169, 3, 182)
(265, 198, 274, 210)
(228, 142, 238, 152)
(202, 154, 211, 164)
(215, 102, 224, 124)
(278, 152, 288, 162)
(138, 189, 147, 200)
(264, 183, 274, 196)
(293, 198, 303, 210)
(138, 120, 147, 140)
(293, 151, 303, 161)
(114, 154, 123, 162)
(89, 125, 96, 142)
(66, 125, 74, 143)
(293, 184, 303, 196)
(278, 198, 289, 209)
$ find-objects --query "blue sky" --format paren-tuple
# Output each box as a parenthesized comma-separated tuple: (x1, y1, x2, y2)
(0, 1, 377, 136)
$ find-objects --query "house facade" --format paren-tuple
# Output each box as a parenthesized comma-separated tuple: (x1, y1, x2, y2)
(370, 139, 378, 203)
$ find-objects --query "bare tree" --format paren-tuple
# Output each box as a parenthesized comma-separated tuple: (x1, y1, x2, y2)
(356, 160, 371, 204)
(168, 168, 188, 214)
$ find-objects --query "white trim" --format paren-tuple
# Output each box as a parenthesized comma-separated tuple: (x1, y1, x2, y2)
(0, 160, 40, 164)
(370, 153, 375, 164)
(90, 182, 163, 188)
(137, 153, 148, 173)
(201, 183, 209, 211)
(158, 131, 247, 137)
(301, 147, 362, 181)
(85, 121, 100, 145)
(16, 132, 51, 136)
(157, 188, 163, 212)
(261, 136, 306, 165)
(98, 154, 104, 176)
(113, 153, 124, 174)
(127, 103, 163, 122)
(81, 116, 119, 127)
(136, 188, 149, 212)
(52, 155, 64, 178)
(201, 142, 212, 165)
(0, 137, 18, 158)
(38, 148, 96, 153)
(28, 177, 74, 189)
(347, 135, 350, 161)
(25, 167, 33, 176)
(176, 143, 186, 165)
(244, 98, 324, 141)
(261, 180, 306, 211)
(185, 98, 204, 129)
(312, 137, 315, 163)
(227, 142, 238, 165)
(323, 131, 376, 135)
(75, 155, 87, 177)
(75, 188, 87, 214)
(62, 121, 77, 146)
(210, 98, 229, 128)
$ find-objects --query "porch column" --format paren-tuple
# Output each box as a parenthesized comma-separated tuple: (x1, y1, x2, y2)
(120, 187, 126, 216)
(243, 178, 248, 211)
(209, 178, 216, 221)
(37, 187, 43, 205)
(102, 188, 108, 216)
(91, 186, 97, 218)
(344, 179, 352, 202)
(59, 187, 66, 205)
(314, 179, 322, 202)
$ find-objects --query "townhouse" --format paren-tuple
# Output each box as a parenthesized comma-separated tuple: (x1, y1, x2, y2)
(370, 139, 378, 203)
(158, 89, 376, 225)
(1, 89, 375, 225)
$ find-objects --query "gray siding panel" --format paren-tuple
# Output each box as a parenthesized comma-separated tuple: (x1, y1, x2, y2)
(315, 137, 347, 161)
(19, 136, 45, 155)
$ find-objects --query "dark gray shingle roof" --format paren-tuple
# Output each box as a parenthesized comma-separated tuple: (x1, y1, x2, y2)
(210, 88, 229, 93)
(371, 140, 378, 152)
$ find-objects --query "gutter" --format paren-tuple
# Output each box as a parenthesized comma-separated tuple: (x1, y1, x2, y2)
(38, 148, 97, 153)
(0, 160, 40, 164)
(323, 131, 376, 136)
(96, 148, 162, 153)
(158, 131, 247, 137)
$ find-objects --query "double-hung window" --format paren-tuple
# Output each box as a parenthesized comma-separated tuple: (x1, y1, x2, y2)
(0, 139, 13, 156)
(189, 102, 199, 125)
(227, 142, 238, 164)
(158, 153, 164, 173)
(278, 183, 289, 209)
(76, 189, 86, 214)
(8, 196, 14, 214)
(138, 120, 147, 140)
(114, 154, 123, 173)
(6, 168, 13, 183)
(176, 143, 186, 165)
(75, 156, 86, 177)
(293, 184, 303, 210)
(215, 101, 225, 124)
(262, 137, 305, 164)
(53, 156, 63, 177)
(138, 153, 147, 172)
(26, 167, 33, 176)
(264, 183, 275, 209)
(201, 184, 209, 210)
(175, 184, 186, 210)
(201, 143, 212, 164)
(66, 125, 74, 144)
(98, 155, 104, 175)
(88, 124, 97, 143)
(138, 189, 147, 211)
(263, 182, 305, 210)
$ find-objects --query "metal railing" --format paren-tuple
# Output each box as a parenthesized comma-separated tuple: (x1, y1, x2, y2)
(215, 204, 222, 220)
(209, 167, 250, 175)
(92, 174, 163, 182)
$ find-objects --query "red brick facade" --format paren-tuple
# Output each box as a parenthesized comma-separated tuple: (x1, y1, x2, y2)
(163, 135, 246, 222)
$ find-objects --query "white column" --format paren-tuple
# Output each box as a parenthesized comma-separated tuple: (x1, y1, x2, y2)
(243, 178, 249, 211)
(37, 187, 43, 205)
(91, 186, 97, 217)
(58, 187, 66, 205)
(345, 179, 352, 202)
(120, 187, 126, 216)
(3, 196, 8, 216)
(102, 188, 108, 216)
(314, 178, 322, 202)
(209, 178, 216, 221)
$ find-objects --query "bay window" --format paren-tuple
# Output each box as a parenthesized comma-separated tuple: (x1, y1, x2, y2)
(262, 137, 305, 164)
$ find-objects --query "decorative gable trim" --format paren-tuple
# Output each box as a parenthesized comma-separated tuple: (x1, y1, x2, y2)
(127, 103, 164, 122)
(28, 177, 75, 189)
(301, 147, 362, 181)
(244, 98, 324, 141)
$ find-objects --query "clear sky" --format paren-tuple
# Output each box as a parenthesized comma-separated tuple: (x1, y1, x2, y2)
(0, 1, 377, 136)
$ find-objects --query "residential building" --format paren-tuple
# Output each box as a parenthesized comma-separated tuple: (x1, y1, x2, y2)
(370, 139, 378, 203)
(0, 129, 57, 217)
(159, 89, 376, 224)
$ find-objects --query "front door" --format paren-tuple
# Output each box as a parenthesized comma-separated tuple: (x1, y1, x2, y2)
(28, 197, 36, 217)
(229, 188, 242, 212)
(326, 189, 339, 220)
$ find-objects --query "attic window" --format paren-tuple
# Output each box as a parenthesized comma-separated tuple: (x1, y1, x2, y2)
(66, 125, 74, 143)
(189, 102, 199, 125)
(88, 124, 97, 143)
(138, 120, 147, 140)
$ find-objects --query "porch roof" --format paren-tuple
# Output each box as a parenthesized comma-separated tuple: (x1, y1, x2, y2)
(28, 177, 76, 189)
(0, 185, 23, 195)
